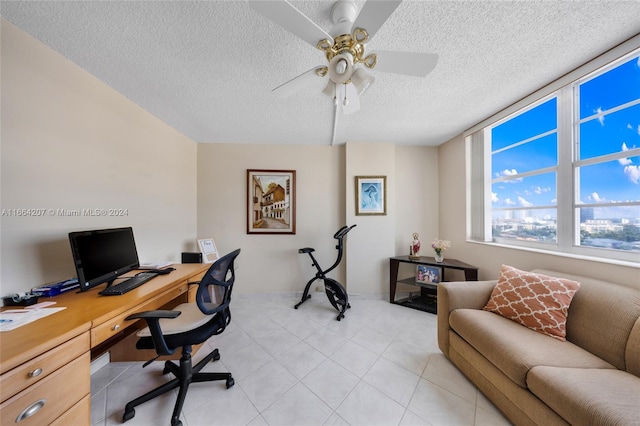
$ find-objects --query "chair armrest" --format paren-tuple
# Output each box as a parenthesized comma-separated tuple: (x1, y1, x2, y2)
(125, 310, 182, 356)
(437, 280, 497, 357)
(125, 310, 181, 321)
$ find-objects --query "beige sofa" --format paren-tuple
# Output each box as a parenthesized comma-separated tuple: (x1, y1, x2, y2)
(437, 269, 640, 426)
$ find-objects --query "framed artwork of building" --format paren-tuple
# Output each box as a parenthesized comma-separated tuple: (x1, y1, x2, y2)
(247, 169, 296, 234)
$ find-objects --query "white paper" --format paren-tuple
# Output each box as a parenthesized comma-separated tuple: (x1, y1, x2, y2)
(0, 307, 66, 332)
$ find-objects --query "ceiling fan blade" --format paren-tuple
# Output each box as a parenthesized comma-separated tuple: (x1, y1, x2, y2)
(248, 1, 333, 48)
(373, 51, 439, 77)
(351, 0, 402, 41)
(341, 84, 360, 115)
(272, 66, 324, 98)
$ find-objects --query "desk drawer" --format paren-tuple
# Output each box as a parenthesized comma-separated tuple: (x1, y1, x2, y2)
(0, 352, 90, 425)
(91, 282, 189, 346)
(0, 332, 89, 402)
(50, 394, 90, 426)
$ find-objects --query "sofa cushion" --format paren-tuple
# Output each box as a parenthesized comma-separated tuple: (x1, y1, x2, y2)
(483, 265, 580, 341)
(449, 309, 615, 387)
(527, 366, 640, 426)
(534, 269, 640, 372)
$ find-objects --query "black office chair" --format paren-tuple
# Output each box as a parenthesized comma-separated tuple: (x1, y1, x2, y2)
(122, 248, 241, 426)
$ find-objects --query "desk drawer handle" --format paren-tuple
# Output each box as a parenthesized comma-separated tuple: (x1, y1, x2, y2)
(16, 399, 46, 423)
(28, 368, 42, 378)
(112, 324, 120, 331)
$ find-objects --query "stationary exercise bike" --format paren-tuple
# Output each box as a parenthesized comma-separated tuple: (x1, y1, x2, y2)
(295, 225, 356, 321)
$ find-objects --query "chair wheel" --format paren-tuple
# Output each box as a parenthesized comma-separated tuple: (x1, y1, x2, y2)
(171, 420, 182, 426)
(123, 407, 135, 422)
(226, 377, 235, 389)
(213, 351, 220, 362)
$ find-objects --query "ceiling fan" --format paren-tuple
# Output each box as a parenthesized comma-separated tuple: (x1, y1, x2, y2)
(248, 0, 439, 116)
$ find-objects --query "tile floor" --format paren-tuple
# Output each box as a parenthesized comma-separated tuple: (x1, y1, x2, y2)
(90, 293, 512, 426)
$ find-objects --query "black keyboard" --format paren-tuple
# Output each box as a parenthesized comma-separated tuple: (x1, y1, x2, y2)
(100, 272, 159, 296)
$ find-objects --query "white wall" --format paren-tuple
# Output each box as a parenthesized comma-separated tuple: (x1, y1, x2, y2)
(438, 134, 640, 289)
(0, 20, 198, 296)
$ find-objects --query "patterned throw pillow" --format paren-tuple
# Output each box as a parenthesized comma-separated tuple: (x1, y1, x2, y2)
(483, 265, 581, 341)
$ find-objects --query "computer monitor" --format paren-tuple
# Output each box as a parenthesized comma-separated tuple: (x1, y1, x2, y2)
(69, 227, 140, 291)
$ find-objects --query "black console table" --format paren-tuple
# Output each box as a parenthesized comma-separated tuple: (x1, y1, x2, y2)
(389, 256, 478, 314)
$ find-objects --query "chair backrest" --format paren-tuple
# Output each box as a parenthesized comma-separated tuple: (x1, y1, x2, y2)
(195, 249, 241, 323)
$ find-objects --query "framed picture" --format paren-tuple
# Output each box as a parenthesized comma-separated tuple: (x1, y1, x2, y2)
(355, 175, 387, 215)
(247, 169, 296, 234)
(198, 238, 219, 263)
(416, 265, 441, 285)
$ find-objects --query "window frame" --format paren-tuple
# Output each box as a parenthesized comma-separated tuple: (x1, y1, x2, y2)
(467, 45, 640, 265)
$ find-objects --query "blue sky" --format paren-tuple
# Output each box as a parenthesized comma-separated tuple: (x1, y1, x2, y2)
(491, 53, 640, 220)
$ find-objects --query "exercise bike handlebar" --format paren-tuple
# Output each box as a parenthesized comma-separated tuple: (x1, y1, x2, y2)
(322, 224, 356, 275)
(334, 224, 357, 240)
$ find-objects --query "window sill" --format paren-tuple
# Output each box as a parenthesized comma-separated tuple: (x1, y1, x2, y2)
(465, 239, 640, 269)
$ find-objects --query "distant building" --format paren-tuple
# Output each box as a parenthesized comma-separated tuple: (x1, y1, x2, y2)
(580, 207, 594, 223)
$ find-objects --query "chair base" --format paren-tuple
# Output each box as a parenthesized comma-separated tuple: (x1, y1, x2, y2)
(122, 346, 233, 426)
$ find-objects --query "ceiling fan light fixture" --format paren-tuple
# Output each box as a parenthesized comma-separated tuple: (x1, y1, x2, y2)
(322, 81, 334, 97)
(328, 53, 353, 84)
(352, 68, 374, 96)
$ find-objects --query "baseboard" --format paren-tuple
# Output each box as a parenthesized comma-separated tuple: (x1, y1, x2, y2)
(91, 351, 110, 375)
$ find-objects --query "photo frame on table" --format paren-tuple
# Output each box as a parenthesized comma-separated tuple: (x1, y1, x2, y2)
(355, 175, 387, 215)
(247, 169, 296, 234)
(416, 265, 441, 285)
(198, 238, 219, 263)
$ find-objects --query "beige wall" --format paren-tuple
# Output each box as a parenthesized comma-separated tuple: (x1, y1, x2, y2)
(344, 142, 439, 295)
(196, 142, 439, 296)
(438, 134, 640, 289)
(7, 16, 629, 301)
(197, 143, 345, 294)
(0, 20, 198, 295)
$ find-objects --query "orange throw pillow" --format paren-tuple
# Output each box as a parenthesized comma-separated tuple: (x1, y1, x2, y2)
(483, 265, 580, 341)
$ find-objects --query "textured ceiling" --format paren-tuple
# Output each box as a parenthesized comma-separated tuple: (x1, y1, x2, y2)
(2, 1, 639, 146)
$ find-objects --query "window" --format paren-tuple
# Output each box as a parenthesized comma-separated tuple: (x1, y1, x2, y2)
(468, 47, 640, 263)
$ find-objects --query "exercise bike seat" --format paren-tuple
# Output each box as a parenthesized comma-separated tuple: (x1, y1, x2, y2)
(298, 247, 315, 254)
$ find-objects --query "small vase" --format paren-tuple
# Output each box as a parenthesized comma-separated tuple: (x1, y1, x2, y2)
(434, 253, 444, 263)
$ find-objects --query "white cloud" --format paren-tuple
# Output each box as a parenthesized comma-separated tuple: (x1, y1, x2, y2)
(518, 196, 533, 207)
(499, 169, 518, 177)
(624, 165, 640, 184)
(491, 192, 499, 203)
(596, 107, 605, 125)
(504, 198, 516, 206)
(496, 169, 523, 182)
(590, 192, 605, 203)
(532, 186, 551, 195)
(619, 142, 633, 165)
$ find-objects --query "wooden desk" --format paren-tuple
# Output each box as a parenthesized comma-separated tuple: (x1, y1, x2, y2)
(389, 256, 478, 314)
(0, 263, 209, 426)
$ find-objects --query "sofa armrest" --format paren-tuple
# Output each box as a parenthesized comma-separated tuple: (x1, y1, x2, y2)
(437, 280, 497, 357)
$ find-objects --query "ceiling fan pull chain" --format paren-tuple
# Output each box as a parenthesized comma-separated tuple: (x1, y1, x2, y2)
(343, 83, 348, 106)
